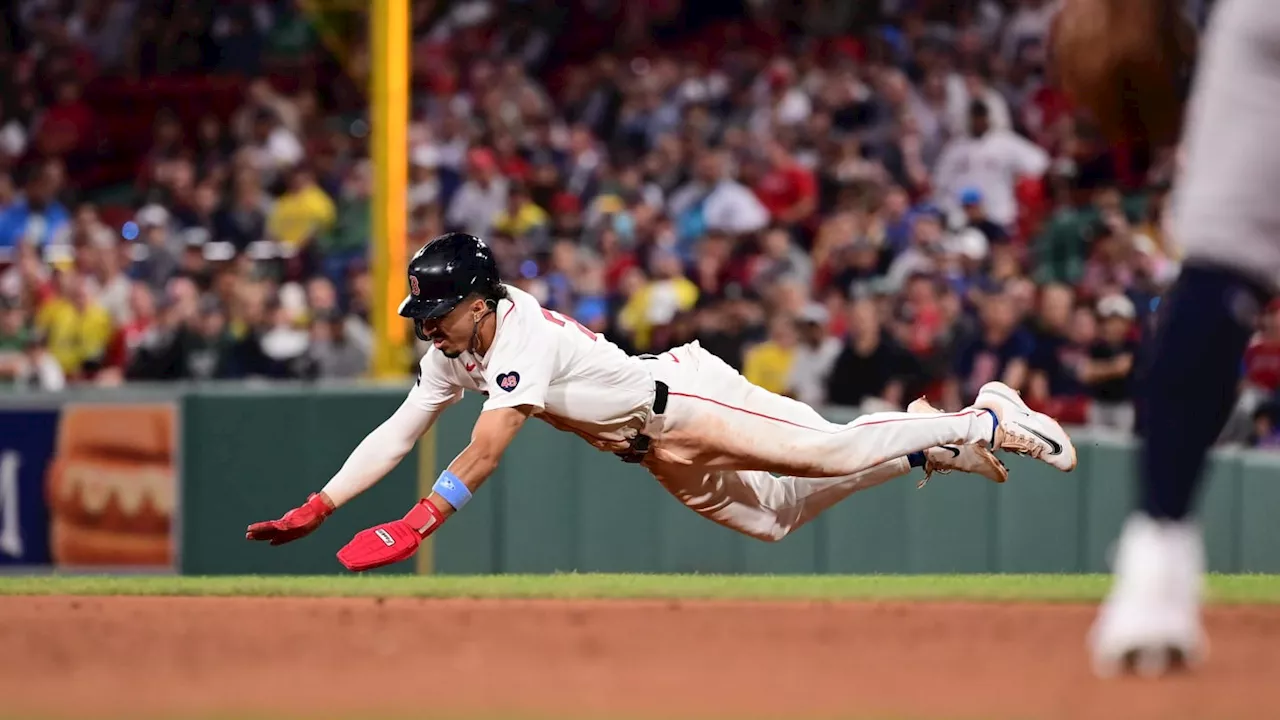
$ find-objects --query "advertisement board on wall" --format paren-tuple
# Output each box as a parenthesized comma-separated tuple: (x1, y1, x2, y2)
(0, 402, 177, 570)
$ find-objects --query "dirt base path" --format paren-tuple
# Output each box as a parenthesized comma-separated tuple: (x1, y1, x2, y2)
(3, 596, 1279, 720)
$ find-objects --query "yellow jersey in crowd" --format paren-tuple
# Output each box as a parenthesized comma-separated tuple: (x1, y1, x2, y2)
(743, 340, 796, 396)
(35, 298, 113, 375)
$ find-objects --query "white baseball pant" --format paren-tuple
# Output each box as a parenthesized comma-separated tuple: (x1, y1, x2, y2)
(639, 341, 995, 541)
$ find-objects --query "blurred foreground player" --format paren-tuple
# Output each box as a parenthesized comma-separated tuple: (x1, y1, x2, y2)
(246, 232, 1076, 571)
(1055, 0, 1272, 676)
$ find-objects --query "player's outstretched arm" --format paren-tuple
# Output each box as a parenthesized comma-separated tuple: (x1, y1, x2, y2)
(335, 405, 532, 571)
(244, 395, 440, 546)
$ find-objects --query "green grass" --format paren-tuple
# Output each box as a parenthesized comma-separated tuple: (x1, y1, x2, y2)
(4, 572, 1280, 604)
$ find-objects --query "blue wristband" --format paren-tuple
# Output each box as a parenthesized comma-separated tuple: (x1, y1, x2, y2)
(433, 470, 473, 511)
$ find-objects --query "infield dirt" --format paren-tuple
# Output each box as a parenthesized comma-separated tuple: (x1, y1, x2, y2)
(2, 595, 1278, 719)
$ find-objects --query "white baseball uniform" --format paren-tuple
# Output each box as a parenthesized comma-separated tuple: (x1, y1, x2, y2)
(322, 284, 996, 541)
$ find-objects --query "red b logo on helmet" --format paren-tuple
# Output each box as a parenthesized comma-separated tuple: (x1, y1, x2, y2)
(409, 275, 420, 296)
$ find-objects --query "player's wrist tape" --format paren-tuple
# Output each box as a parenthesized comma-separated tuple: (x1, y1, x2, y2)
(403, 499, 446, 536)
(432, 470, 473, 511)
(305, 493, 334, 518)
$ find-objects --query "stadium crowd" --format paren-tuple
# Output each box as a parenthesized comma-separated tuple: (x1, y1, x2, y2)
(0, 0, 1268, 444)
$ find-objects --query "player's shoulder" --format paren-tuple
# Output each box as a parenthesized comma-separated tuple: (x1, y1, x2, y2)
(415, 345, 465, 387)
(499, 283, 542, 316)
(493, 284, 545, 335)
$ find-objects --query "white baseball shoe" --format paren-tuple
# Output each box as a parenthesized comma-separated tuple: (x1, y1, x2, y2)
(908, 397, 1009, 487)
(1089, 513, 1208, 677)
(973, 381, 1077, 471)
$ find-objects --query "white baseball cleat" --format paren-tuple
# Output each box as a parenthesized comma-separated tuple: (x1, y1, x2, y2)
(908, 397, 1009, 487)
(973, 381, 1077, 471)
(1089, 513, 1208, 678)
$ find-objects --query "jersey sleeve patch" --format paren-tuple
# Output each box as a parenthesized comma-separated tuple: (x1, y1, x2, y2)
(496, 371, 520, 392)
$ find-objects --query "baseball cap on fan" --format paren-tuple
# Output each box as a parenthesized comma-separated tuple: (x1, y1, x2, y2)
(959, 187, 983, 207)
(1097, 294, 1136, 320)
(798, 303, 829, 326)
(136, 204, 170, 228)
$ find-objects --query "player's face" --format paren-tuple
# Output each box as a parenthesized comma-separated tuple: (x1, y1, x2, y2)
(420, 299, 486, 358)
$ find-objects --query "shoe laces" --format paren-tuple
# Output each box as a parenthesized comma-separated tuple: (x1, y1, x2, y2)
(917, 459, 953, 489)
(1001, 428, 1045, 459)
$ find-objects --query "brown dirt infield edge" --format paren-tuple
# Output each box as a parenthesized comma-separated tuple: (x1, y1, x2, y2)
(1, 596, 1278, 720)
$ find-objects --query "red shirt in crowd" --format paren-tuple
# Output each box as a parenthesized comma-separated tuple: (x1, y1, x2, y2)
(104, 318, 154, 371)
(753, 163, 817, 223)
(1245, 338, 1280, 391)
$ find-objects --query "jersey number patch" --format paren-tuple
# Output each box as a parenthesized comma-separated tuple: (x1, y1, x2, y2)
(541, 308, 596, 340)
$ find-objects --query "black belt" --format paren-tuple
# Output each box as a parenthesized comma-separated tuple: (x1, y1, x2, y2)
(616, 363, 669, 463)
(652, 379, 669, 415)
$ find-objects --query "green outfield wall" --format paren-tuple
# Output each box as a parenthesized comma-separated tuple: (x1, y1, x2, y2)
(6, 385, 1278, 575)
(424, 395, 1280, 576)
(179, 385, 420, 575)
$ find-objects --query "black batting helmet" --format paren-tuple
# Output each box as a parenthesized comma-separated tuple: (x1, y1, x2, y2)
(399, 232, 502, 339)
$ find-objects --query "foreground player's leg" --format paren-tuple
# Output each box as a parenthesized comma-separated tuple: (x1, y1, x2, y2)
(1087, 0, 1280, 677)
(646, 402, 1009, 542)
(1090, 265, 1267, 676)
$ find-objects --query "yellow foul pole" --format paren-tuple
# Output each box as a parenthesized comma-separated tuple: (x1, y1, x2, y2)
(370, 0, 409, 378)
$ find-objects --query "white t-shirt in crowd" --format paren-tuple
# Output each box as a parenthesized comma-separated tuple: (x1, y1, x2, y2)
(932, 129, 1050, 226)
(408, 284, 656, 448)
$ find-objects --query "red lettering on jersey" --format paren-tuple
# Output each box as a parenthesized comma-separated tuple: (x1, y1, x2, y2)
(541, 308, 597, 339)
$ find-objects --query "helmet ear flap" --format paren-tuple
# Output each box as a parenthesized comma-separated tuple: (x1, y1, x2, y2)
(413, 318, 431, 342)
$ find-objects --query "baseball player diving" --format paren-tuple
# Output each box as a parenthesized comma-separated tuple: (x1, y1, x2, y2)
(246, 232, 1077, 573)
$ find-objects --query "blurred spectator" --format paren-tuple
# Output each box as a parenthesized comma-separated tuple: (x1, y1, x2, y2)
(787, 302, 841, 407)
(1082, 294, 1138, 431)
(618, 248, 699, 353)
(0, 162, 70, 251)
(132, 204, 181, 292)
(5, 332, 66, 392)
(33, 78, 96, 159)
(493, 183, 550, 249)
(447, 148, 509, 238)
(956, 188, 1009, 246)
(1242, 301, 1280, 410)
(750, 226, 813, 289)
(668, 150, 769, 253)
(239, 107, 303, 187)
(267, 165, 336, 252)
(826, 298, 912, 410)
(946, 291, 1033, 408)
(310, 311, 368, 379)
(34, 271, 113, 379)
(215, 170, 270, 253)
(743, 313, 799, 396)
(86, 239, 132, 324)
(933, 100, 1049, 229)
(887, 212, 944, 290)
(753, 139, 819, 231)
(1250, 401, 1280, 449)
(0, 295, 31, 386)
(1028, 283, 1085, 402)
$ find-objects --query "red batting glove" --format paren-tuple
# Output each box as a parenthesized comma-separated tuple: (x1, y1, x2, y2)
(246, 493, 334, 546)
(337, 499, 446, 572)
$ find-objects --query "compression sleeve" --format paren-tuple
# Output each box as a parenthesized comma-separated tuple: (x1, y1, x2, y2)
(319, 395, 440, 507)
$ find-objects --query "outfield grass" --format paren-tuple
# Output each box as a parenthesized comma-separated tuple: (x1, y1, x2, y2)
(3, 572, 1280, 603)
